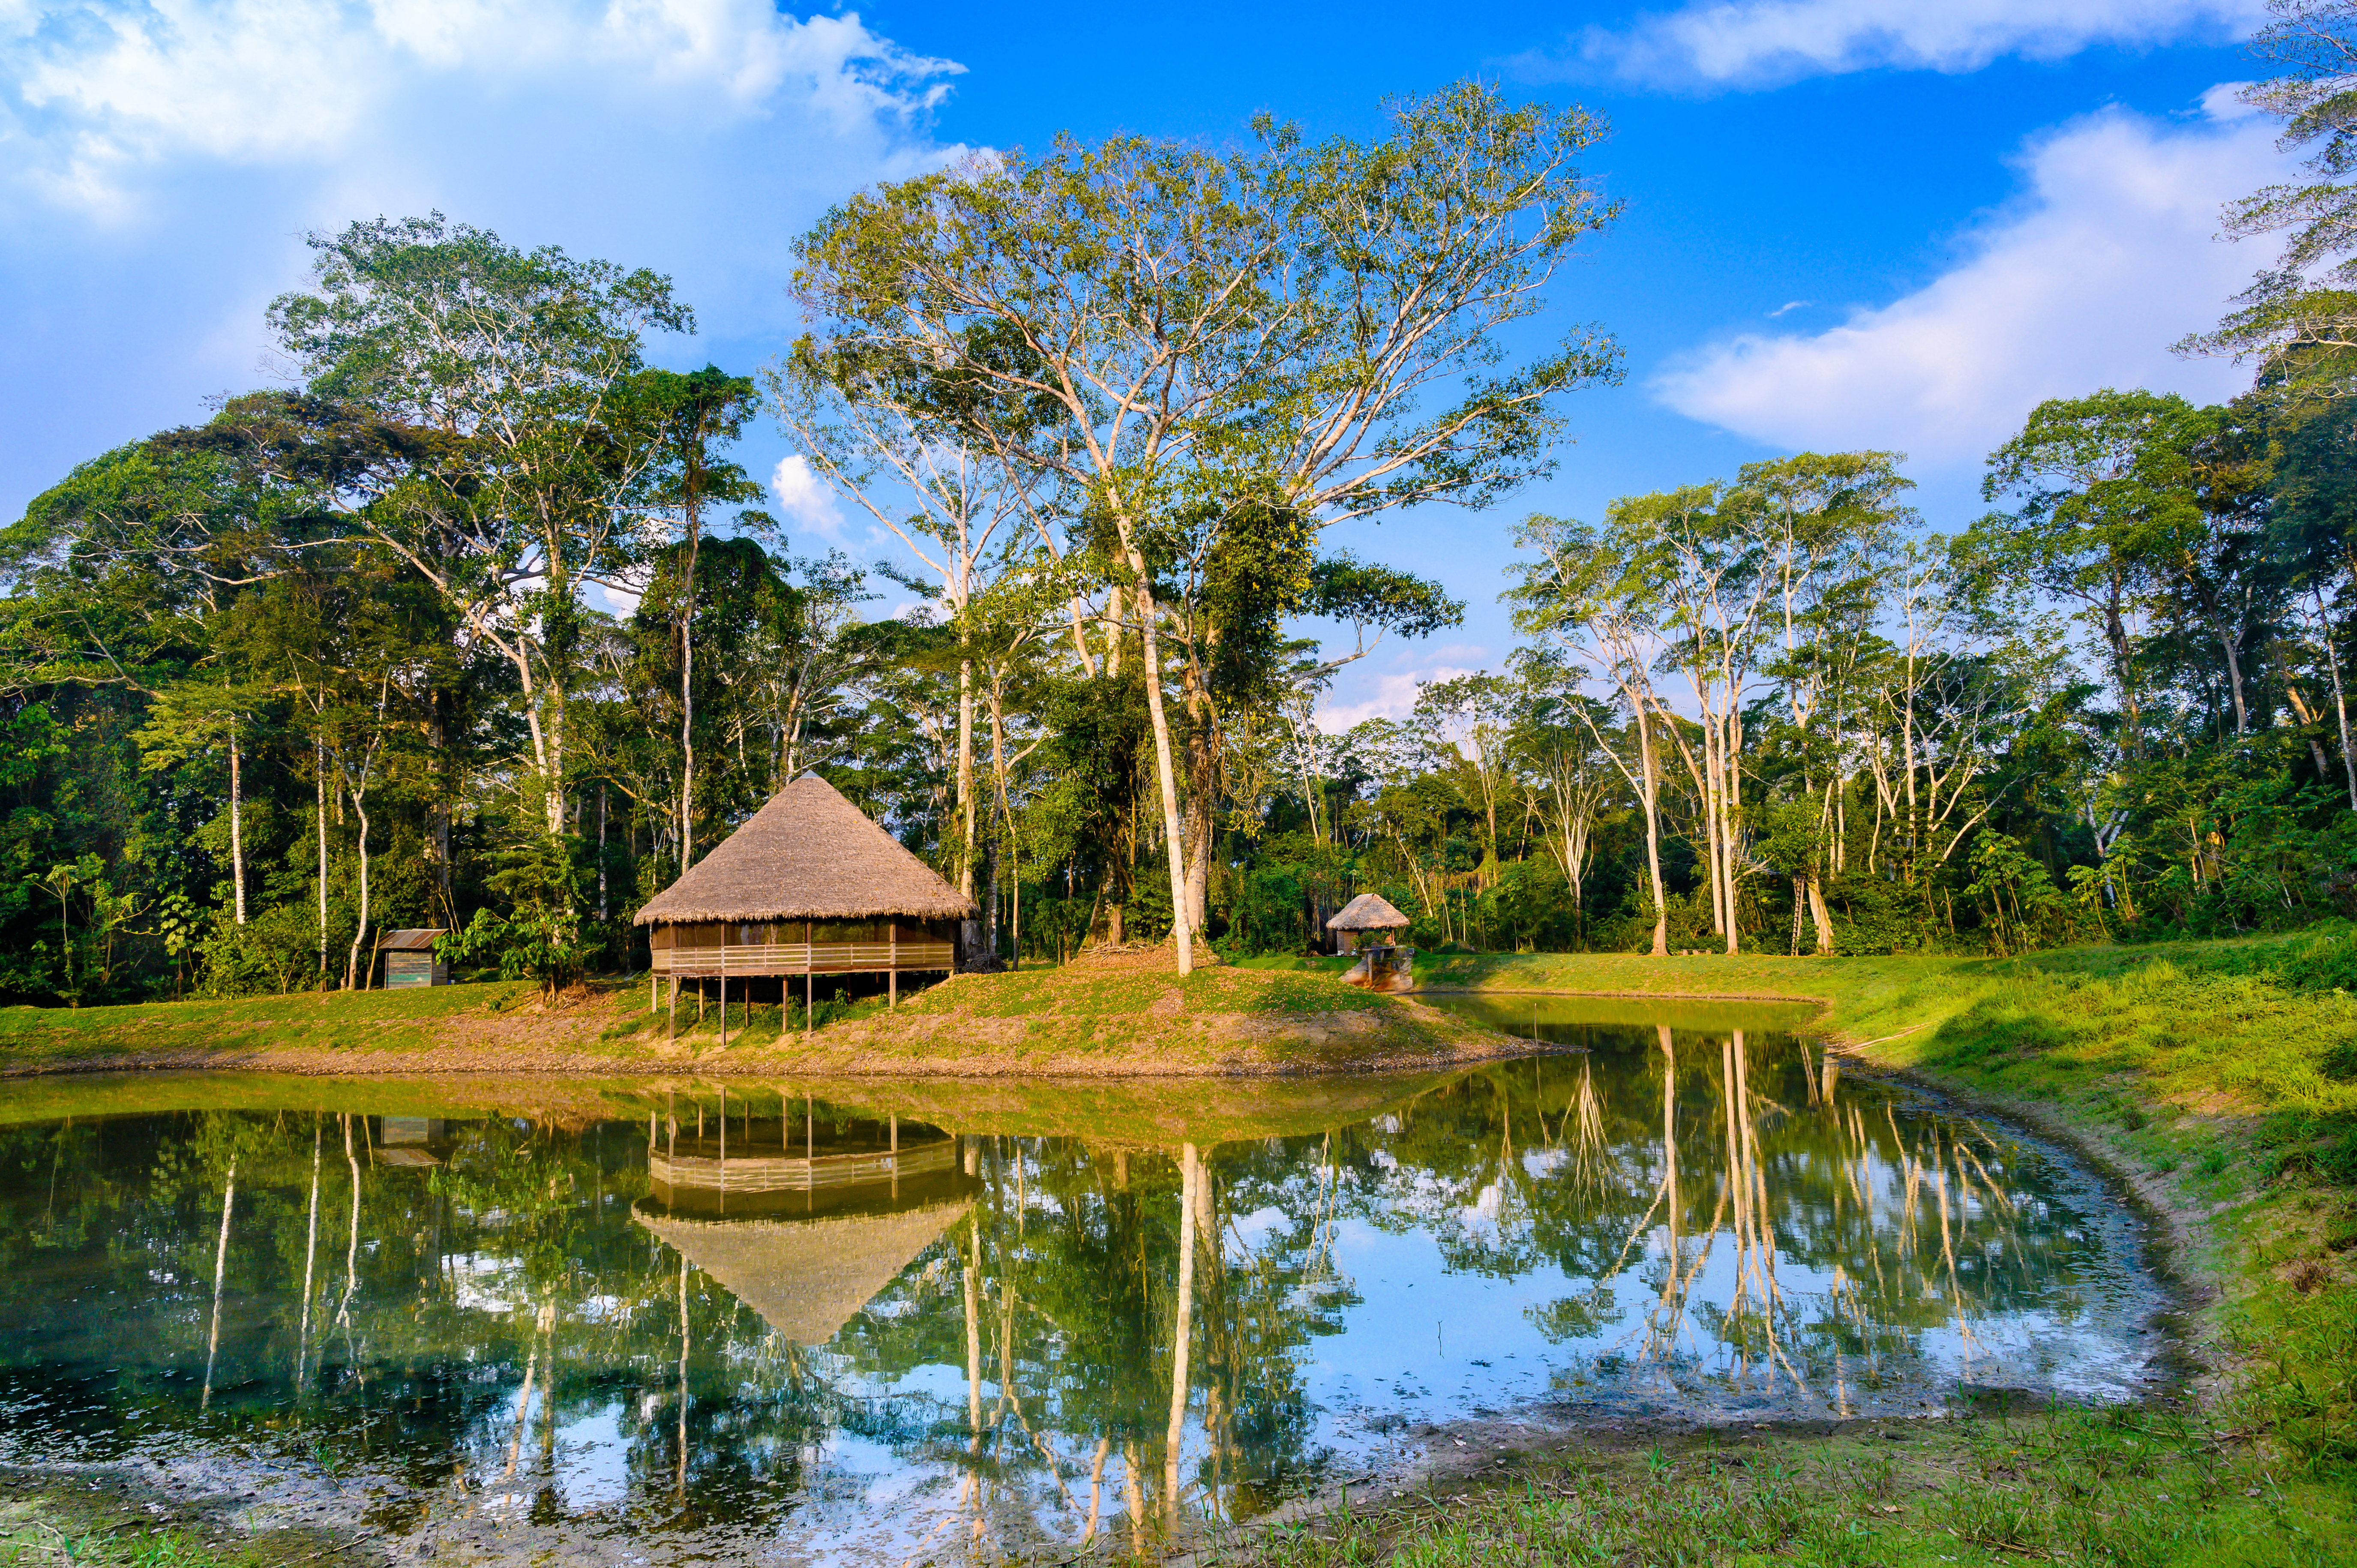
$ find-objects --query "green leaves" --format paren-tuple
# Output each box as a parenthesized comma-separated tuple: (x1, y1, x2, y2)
(792, 81, 1621, 533)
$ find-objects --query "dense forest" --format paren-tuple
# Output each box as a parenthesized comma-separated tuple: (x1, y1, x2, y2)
(3, 52, 2355, 1004)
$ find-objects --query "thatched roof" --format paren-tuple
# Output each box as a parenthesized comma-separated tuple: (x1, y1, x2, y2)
(1328, 892, 1412, 931)
(378, 928, 444, 951)
(635, 1196, 972, 1345)
(634, 774, 975, 925)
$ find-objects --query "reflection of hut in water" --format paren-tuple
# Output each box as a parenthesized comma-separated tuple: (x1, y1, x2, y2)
(375, 1115, 450, 1167)
(634, 774, 976, 1034)
(1327, 892, 1415, 991)
(633, 1109, 978, 1345)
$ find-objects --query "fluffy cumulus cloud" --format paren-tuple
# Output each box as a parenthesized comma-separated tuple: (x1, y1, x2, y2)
(0, 0, 967, 515)
(1652, 89, 2286, 468)
(1550, 0, 2260, 87)
(3, 0, 959, 211)
(769, 454, 846, 542)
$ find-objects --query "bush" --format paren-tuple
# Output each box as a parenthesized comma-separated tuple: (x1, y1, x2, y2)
(198, 902, 345, 995)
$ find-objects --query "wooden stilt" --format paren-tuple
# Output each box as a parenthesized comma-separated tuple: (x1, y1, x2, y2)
(667, 976, 677, 1042)
(719, 944, 728, 1048)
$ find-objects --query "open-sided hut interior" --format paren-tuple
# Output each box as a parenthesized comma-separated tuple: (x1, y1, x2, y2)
(635, 774, 975, 1034)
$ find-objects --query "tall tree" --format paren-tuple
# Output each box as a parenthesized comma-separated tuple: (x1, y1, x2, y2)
(792, 81, 1620, 972)
(266, 214, 691, 834)
(1508, 514, 1674, 955)
(2179, 0, 2357, 396)
(637, 366, 765, 869)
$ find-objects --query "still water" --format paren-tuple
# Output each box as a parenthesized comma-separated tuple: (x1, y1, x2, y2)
(0, 1006, 2166, 1564)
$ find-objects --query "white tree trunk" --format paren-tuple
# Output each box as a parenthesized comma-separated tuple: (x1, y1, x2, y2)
(344, 798, 371, 991)
(315, 743, 328, 986)
(957, 654, 976, 898)
(228, 720, 247, 926)
(1163, 1142, 1198, 1522)
(1126, 559, 1195, 975)
(1637, 714, 1667, 956)
(2319, 588, 2357, 810)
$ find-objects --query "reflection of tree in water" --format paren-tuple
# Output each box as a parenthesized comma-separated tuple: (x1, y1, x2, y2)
(832, 1131, 1351, 1551)
(1326, 1026, 2104, 1413)
(0, 1053, 2118, 1554)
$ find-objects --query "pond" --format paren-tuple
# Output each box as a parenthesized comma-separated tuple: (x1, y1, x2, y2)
(0, 1004, 2168, 1565)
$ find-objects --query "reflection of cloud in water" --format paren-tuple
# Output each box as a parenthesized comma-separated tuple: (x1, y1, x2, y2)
(1229, 1203, 1290, 1255)
(550, 1408, 634, 1508)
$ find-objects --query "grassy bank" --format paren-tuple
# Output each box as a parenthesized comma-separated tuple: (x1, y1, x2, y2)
(0, 978, 541, 1064)
(0, 948, 1519, 1078)
(1231, 924, 2357, 1568)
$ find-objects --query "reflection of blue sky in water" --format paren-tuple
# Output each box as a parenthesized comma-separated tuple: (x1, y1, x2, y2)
(0, 1034, 2166, 1565)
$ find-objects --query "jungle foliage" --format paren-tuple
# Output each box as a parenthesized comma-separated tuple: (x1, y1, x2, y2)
(3, 66, 2355, 1004)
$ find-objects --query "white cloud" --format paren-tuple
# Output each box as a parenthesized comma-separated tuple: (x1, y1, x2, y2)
(3, 0, 959, 210)
(0, 0, 970, 519)
(1315, 646, 1487, 732)
(1652, 89, 2284, 468)
(1552, 0, 2260, 87)
(771, 454, 847, 541)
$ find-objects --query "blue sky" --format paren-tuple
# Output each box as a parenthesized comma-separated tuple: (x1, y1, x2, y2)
(0, 0, 2291, 723)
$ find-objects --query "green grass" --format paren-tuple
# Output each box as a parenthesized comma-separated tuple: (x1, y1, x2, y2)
(900, 962, 1390, 1021)
(0, 978, 538, 1063)
(0, 957, 1498, 1078)
(1231, 1408, 2351, 1568)
(0, 1482, 363, 1568)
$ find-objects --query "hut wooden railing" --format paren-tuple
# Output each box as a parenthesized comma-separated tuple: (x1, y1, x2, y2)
(650, 1134, 959, 1196)
(653, 940, 955, 977)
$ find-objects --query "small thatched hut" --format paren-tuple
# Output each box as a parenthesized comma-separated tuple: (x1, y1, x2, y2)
(1326, 892, 1411, 954)
(634, 774, 975, 1023)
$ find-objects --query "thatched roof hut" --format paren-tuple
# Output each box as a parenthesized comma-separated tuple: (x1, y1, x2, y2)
(637, 774, 972, 925)
(1327, 892, 1412, 955)
(1328, 893, 1411, 932)
(635, 1196, 973, 1345)
(635, 775, 974, 983)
